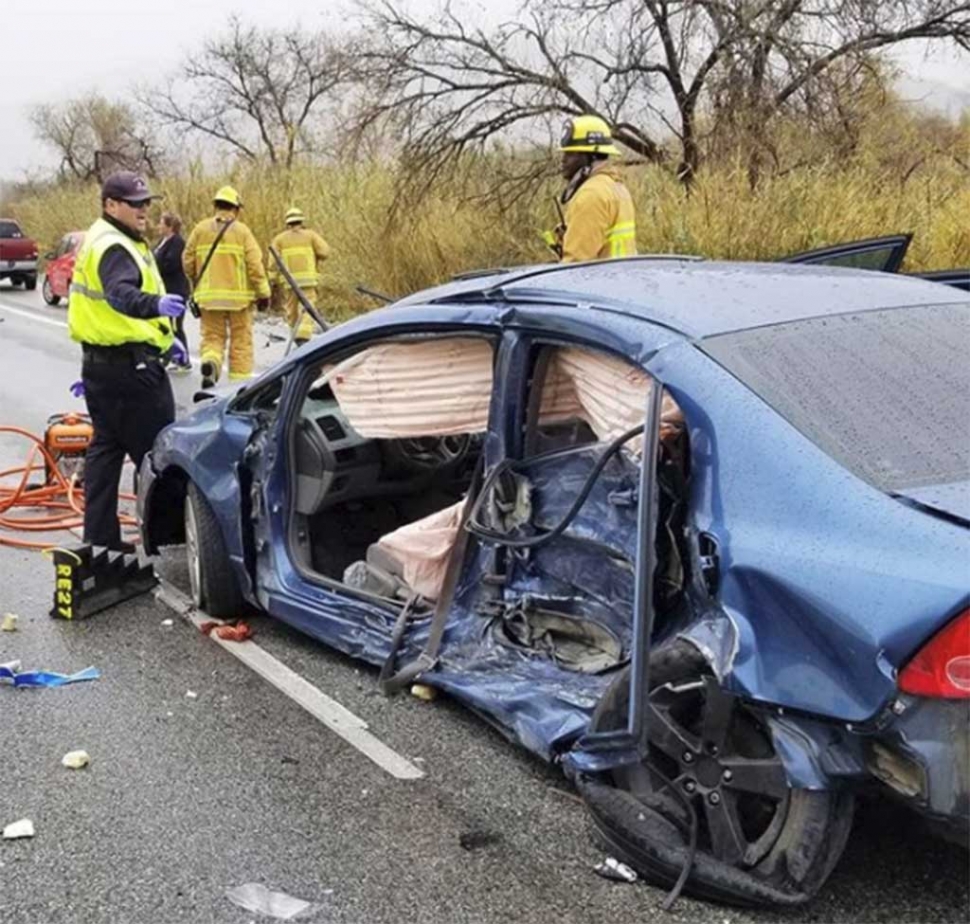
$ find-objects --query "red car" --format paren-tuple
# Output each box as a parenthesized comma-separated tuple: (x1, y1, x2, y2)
(42, 231, 85, 306)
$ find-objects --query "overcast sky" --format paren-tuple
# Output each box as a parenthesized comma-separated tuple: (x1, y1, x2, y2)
(2, 1, 967, 181)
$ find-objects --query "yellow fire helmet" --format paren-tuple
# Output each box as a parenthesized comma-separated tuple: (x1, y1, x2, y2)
(213, 185, 243, 208)
(560, 115, 620, 155)
(285, 207, 305, 225)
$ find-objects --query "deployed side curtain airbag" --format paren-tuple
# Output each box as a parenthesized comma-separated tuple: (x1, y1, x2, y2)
(327, 338, 493, 438)
(537, 347, 683, 450)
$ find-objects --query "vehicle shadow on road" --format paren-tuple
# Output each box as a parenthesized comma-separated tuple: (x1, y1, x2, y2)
(766, 797, 968, 924)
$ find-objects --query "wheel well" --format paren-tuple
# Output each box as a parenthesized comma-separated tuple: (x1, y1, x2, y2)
(146, 466, 188, 550)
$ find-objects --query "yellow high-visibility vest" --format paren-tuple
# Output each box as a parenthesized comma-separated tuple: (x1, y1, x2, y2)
(68, 218, 173, 350)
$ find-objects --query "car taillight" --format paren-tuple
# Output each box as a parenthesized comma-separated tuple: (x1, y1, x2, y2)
(898, 608, 970, 698)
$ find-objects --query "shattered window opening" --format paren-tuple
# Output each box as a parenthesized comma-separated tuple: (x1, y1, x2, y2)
(288, 334, 496, 605)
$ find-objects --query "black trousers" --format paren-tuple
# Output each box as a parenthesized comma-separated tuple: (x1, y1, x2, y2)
(81, 348, 175, 549)
(172, 311, 190, 356)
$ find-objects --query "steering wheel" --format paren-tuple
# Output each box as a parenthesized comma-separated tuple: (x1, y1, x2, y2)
(388, 434, 472, 472)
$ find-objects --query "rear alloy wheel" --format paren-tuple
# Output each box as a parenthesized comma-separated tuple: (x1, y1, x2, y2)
(185, 482, 243, 618)
(577, 641, 854, 907)
(42, 276, 60, 306)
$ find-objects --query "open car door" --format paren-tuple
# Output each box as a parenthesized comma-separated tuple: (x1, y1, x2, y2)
(782, 234, 912, 273)
(911, 268, 970, 292)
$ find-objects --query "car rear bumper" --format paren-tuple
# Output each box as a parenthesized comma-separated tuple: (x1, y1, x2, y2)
(0, 259, 37, 274)
(865, 696, 970, 845)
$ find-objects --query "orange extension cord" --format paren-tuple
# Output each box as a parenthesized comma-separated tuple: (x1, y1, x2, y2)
(0, 425, 136, 550)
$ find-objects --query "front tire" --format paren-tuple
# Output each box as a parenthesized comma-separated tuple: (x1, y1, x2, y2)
(42, 276, 60, 305)
(185, 482, 243, 618)
(577, 641, 854, 906)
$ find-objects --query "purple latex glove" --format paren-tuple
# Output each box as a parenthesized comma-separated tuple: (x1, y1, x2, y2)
(69, 379, 85, 398)
(169, 338, 189, 367)
(158, 294, 186, 318)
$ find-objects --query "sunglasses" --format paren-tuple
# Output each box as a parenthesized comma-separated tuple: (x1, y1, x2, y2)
(124, 199, 152, 209)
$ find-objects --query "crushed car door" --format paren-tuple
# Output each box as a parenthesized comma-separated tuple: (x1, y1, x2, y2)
(782, 233, 912, 273)
(224, 373, 288, 597)
(419, 335, 680, 761)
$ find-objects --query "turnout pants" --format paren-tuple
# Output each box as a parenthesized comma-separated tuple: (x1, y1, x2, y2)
(284, 286, 319, 342)
(200, 306, 254, 382)
(81, 347, 175, 549)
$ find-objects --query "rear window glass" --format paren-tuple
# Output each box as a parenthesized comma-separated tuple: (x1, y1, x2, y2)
(0, 220, 23, 238)
(703, 303, 970, 492)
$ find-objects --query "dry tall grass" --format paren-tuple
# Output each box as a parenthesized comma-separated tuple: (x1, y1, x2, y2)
(8, 109, 968, 318)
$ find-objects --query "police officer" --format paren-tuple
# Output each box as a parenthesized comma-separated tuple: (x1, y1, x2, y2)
(68, 171, 187, 551)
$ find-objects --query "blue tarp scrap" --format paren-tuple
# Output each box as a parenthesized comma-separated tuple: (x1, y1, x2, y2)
(0, 661, 100, 688)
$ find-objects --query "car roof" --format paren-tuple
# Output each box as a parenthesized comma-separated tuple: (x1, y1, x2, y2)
(402, 257, 966, 338)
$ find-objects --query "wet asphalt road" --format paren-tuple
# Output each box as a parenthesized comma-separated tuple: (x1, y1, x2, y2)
(1, 280, 968, 924)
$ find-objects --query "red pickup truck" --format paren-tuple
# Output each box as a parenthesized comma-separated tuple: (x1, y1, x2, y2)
(0, 218, 39, 290)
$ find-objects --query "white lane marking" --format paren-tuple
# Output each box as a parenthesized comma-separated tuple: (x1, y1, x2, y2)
(0, 299, 206, 364)
(0, 300, 69, 328)
(155, 580, 425, 780)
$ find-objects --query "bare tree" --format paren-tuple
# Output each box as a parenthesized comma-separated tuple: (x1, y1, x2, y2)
(352, 0, 970, 187)
(142, 18, 352, 168)
(29, 94, 163, 182)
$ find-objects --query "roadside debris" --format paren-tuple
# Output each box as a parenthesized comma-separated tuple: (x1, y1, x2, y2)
(459, 829, 502, 851)
(61, 750, 90, 770)
(410, 683, 437, 702)
(0, 661, 100, 688)
(2, 819, 35, 840)
(1, 613, 18, 632)
(200, 620, 253, 642)
(160, 618, 174, 628)
(225, 883, 312, 920)
(594, 857, 638, 883)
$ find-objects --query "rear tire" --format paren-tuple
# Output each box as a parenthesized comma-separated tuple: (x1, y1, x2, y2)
(42, 276, 60, 306)
(24, 274, 37, 291)
(577, 640, 854, 906)
(185, 482, 243, 618)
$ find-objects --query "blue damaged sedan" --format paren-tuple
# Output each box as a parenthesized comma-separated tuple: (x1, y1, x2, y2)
(138, 258, 969, 907)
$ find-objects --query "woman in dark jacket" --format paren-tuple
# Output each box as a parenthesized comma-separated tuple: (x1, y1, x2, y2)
(154, 212, 192, 371)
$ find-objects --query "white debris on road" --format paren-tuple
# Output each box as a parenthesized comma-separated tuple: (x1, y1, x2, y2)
(61, 750, 90, 769)
(2, 819, 35, 840)
(593, 856, 638, 883)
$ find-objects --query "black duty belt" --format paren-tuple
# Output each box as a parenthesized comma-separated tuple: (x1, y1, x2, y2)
(82, 343, 163, 365)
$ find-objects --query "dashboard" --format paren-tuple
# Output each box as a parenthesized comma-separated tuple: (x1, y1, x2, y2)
(292, 389, 477, 515)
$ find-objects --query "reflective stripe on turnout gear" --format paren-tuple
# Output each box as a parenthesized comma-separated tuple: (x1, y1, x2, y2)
(269, 227, 330, 288)
(606, 220, 637, 257)
(67, 217, 173, 351)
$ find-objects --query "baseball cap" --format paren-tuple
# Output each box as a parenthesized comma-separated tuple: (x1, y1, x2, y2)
(100, 171, 162, 203)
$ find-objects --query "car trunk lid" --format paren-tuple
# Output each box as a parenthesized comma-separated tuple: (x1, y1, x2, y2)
(892, 479, 970, 528)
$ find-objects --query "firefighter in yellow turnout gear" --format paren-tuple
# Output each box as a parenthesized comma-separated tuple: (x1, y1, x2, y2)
(269, 207, 331, 345)
(549, 115, 638, 263)
(183, 186, 270, 388)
